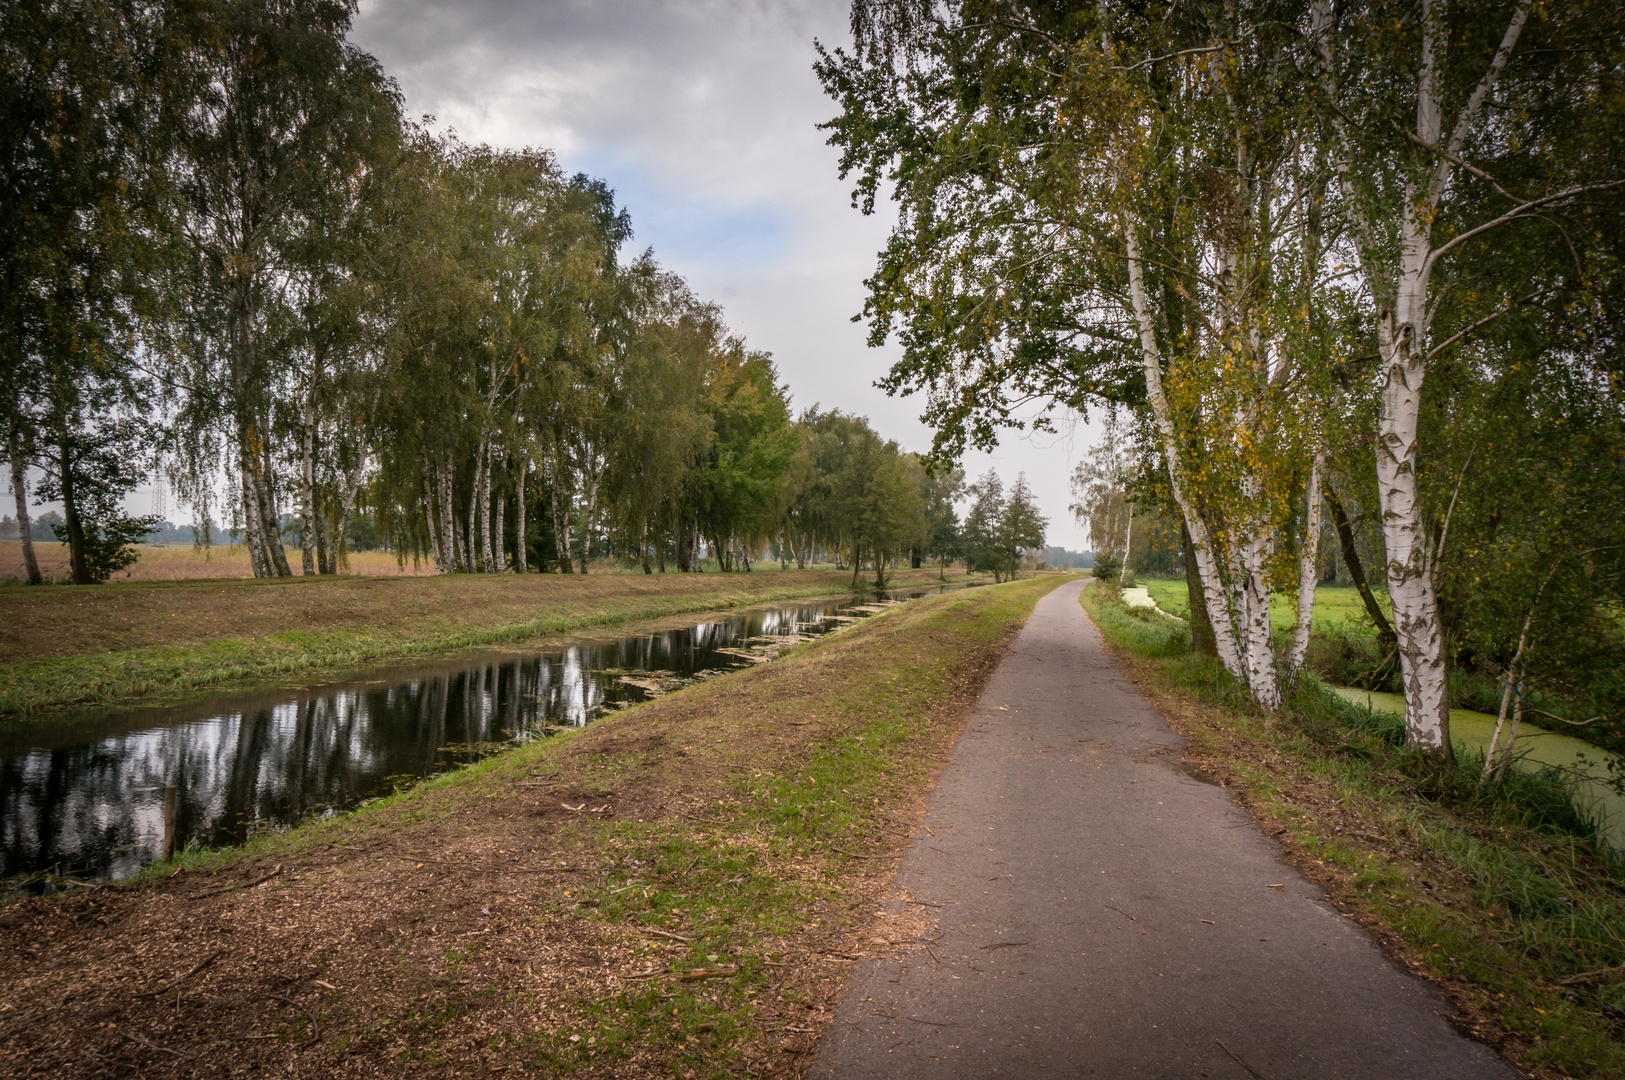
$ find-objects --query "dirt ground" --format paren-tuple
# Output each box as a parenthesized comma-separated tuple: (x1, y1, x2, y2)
(0, 578, 1051, 1078)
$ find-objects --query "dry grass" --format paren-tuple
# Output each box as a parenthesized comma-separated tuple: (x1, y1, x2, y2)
(0, 567, 971, 718)
(0, 539, 433, 584)
(0, 576, 1063, 1079)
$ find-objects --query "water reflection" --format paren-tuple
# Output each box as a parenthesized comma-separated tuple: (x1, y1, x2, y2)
(1, 586, 955, 884)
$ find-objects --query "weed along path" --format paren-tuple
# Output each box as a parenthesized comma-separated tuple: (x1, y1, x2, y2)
(811, 579, 1515, 1079)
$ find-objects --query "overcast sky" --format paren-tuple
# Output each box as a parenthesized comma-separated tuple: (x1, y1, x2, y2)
(348, 0, 1094, 550)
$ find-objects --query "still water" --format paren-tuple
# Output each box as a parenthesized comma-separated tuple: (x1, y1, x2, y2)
(1, 584, 963, 885)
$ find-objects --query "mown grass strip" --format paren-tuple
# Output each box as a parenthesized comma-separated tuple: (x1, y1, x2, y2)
(1080, 582, 1625, 1080)
(0, 572, 964, 721)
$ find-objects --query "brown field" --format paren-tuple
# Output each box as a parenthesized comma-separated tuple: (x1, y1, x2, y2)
(0, 538, 433, 583)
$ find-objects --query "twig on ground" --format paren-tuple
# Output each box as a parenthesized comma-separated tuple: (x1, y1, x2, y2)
(122, 1031, 191, 1059)
(679, 965, 739, 981)
(134, 948, 224, 998)
(637, 928, 694, 943)
(190, 865, 282, 900)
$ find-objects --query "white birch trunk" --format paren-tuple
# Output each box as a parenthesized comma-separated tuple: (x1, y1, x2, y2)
(1236, 486, 1281, 711)
(423, 473, 444, 573)
(479, 441, 494, 573)
(1125, 222, 1245, 678)
(8, 444, 43, 585)
(299, 400, 317, 576)
(1119, 502, 1133, 585)
(514, 455, 527, 574)
(1285, 452, 1324, 685)
(438, 457, 462, 573)
(331, 461, 365, 575)
(238, 451, 269, 579)
(578, 467, 600, 571)
(1313, 0, 1529, 760)
(492, 483, 505, 572)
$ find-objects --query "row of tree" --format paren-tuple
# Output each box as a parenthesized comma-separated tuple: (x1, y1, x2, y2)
(822, 0, 1625, 760)
(2, 0, 1051, 586)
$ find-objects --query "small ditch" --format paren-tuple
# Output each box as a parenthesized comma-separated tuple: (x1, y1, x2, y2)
(0, 582, 969, 887)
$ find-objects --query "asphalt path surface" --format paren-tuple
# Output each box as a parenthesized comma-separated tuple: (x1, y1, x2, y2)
(810, 578, 1514, 1079)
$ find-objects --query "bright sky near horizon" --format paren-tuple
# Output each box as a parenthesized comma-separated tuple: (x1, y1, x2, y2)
(349, 0, 1096, 550)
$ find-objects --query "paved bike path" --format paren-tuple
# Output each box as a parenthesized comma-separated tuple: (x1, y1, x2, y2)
(810, 578, 1513, 1079)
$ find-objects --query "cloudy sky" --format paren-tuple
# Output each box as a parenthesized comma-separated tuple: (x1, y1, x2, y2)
(350, 0, 1094, 549)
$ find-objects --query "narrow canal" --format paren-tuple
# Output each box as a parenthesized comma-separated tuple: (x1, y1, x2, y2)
(1, 583, 966, 886)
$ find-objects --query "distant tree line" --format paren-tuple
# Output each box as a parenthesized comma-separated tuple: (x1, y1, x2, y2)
(1, 0, 1049, 585)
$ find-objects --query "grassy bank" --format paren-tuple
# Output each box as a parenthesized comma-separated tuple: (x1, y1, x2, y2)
(1080, 583, 1625, 1079)
(0, 574, 1065, 1078)
(0, 568, 967, 720)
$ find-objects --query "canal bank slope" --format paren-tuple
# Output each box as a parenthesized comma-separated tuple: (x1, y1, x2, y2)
(0, 567, 967, 720)
(0, 575, 1066, 1079)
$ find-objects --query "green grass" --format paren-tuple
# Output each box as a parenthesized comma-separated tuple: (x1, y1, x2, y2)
(1081, 582, 1625, 1078)
(1139, 575, 1384, 631)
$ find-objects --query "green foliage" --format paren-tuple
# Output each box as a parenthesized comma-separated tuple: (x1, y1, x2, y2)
(48, 513, 160, 584)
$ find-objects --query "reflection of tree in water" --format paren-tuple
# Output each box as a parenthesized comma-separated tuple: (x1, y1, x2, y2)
(2, 589, 932, 884)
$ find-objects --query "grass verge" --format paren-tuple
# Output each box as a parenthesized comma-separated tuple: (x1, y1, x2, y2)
(1080, 582, 1625, 1080)
(0, 568, 967, 721)
(0, 574, 1066, 1078)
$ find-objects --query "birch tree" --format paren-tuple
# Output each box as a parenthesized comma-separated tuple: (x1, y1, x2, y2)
(821, 1, 1334, 709)
(1307, 0, 1625, 759)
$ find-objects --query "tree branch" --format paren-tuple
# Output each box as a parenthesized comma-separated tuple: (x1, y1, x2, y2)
(1425, 181, 1625, 271)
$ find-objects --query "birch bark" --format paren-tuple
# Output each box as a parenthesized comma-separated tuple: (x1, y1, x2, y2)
(1312, 0, 1531, 760)
(300, 399, 317, 576)
(492, 484, 505, 572)
(1286, 452, 1324, 684)
(423, 468, 444, 574)
(514, 455, 527, 574)
(1125, 222, 1244, 677)
(8, 439, 42, 585)
(437, 457, 461, 573)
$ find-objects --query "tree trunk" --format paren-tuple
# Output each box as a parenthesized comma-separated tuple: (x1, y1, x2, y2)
(577, 469, 600, 572)
(480, 442, 495, 572)
(1285, 453, 1325, 685)
(1181, 522, 1217, 658)
(423, 470, 444, 574)
(1375, 318, 1451, 759)
(237, 444, 269, 579)
(9, 437, 42, 585)
(550, 465, 573, 573)
(1126, 222, 1244, 677)
(315, 503, 331, 574)
(676, 521, 692, 572)
(58, 437, 91, 584)
(251, 434, 291, 578)
(1237, 502, 1281, 711)
(514, 456, 527, 573)
(438, 456, 462, 573)
(300, 400, 317, 576)
(1120, 502, 1134, 584)
(492, 484, 505, 572)
(330, 465, 364, 575)
(1324, 486, 1397, 657)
